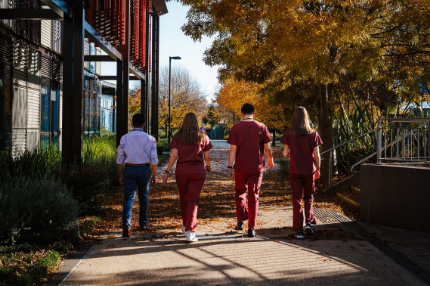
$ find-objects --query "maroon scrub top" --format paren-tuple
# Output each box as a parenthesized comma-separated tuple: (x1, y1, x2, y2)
(171, 134, 213, 175)
(227, 120, 272, 173)
(281, 129, 323, 174)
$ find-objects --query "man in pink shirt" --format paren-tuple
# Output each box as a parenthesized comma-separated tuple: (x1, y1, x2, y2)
(227, 103, 274, 237)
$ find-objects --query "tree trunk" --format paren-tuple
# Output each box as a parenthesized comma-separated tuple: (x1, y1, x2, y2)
(318, 83, 335, 184)
(272, 129, 276, 147)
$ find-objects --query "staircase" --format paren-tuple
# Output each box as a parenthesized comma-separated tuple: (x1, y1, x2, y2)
(322, 117, 430, 212)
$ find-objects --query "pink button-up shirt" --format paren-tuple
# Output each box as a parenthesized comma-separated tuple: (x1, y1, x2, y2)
(116, 128, 158, 165)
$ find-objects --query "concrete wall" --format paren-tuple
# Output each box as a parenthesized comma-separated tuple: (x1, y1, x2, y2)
(360, 164, 430, 232)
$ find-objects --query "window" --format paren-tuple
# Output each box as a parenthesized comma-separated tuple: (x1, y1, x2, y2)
(40, 79, 60, 149)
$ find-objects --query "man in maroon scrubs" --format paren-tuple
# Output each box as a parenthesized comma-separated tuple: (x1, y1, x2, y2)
(227, 103, 274, 237)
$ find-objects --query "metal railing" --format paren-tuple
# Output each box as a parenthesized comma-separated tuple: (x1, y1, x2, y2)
(321, 118, 430, 188)
(376, 118, 430, 164)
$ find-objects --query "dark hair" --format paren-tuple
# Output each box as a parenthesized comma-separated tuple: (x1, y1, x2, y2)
(290, 106, 313, 136)
(241, 103, 255, 115)
(132, 113, 145, 127)
(173, 113, 205, 145)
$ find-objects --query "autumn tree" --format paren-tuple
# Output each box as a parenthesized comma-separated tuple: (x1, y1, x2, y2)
(159, 66, 208, 137)
(216, 76, 286, 145)
(179, 0, 430, 182)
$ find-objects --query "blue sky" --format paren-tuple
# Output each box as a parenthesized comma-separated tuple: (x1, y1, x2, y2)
(102, 1, 220, 100)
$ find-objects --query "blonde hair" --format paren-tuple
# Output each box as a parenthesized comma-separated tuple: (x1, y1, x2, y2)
(174, 113, 204, 144)
(290, 106, 313, 136)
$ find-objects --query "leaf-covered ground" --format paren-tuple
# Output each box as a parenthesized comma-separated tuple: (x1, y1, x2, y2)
(92, 143, 359, 238)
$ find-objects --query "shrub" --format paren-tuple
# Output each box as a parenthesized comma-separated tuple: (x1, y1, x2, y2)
(61, 165, 111, 215)
(59, 135, 118, 215)
(0, 244, 66, 286)
(0, 177, 79, 245)
(156, 141, 171, 156)
(0, 147, 61, 182)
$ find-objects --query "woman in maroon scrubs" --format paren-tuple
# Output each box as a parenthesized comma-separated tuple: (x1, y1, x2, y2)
(281, 107, 322, 239)
(162, 113, 212, 242)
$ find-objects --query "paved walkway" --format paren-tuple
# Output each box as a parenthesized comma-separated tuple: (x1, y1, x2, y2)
(53, 141, 430, 286)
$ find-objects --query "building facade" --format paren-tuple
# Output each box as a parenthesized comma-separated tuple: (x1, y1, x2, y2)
(0, 0, 167, 161)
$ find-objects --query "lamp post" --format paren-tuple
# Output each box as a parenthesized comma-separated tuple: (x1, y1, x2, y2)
(168, 56, 181, 143)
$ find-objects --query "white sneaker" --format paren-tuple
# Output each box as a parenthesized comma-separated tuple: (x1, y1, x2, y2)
(181, 225, 186, 234)
(186, 232, 198, 242)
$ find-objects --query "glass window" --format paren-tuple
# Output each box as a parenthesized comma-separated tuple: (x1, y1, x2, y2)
(40, 84, 50, 133)
(40, 79, 60, 149)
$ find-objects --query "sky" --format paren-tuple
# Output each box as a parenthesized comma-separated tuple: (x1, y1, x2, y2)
(102, 1, 220, 100)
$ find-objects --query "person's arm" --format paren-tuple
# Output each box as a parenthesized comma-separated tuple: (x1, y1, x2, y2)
(204, 151, 211, 172)
(150, 140, 159, 184)
(116, 137, 125, 185)
(151, 164, 158, 184)
(313, 145, 321, 179)
(162, 148, 179, 185)
(228, 144, 237, 178)
(264, 143, 274, 169)
(117, 164, 124, 185)
(282, 144, 290, 158)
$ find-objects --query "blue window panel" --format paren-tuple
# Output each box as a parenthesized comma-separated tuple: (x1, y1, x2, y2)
(52, 88, 59, 132)
(41, 86, 50, 132)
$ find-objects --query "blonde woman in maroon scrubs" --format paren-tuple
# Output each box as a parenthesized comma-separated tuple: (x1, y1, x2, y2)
(162, 113, 212, 242)
(281, 107, 322, 239)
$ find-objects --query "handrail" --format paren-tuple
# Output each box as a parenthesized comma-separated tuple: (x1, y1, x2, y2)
(322, 118, 430, 188)
(321, 122, 390, 156)
(350, 127, 419, 173)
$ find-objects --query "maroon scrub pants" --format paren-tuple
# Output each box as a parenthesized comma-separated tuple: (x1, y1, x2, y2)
(176, 173, 205, 232)
(234, 171, 263, 229)
(289, 173, 316, 232)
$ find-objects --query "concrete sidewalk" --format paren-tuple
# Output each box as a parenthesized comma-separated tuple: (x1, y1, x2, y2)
(51, 142, 430, 285)
(53, 208, 429, 286)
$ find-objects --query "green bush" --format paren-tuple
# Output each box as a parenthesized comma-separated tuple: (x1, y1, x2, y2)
(59, 135, 118, 215)
(0, 244, 65, 286)
(156, 141, 171, 155)
(0, 177, 79, 245)
(0, 148, 61, 182)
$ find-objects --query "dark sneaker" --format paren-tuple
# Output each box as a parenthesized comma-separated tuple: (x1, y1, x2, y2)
(248, 228, 256, 237)
(235, 221, 244, 230)
(295, 231, 305, 239)
(305, 222, 315, 236)
(122, 227, 131, 237)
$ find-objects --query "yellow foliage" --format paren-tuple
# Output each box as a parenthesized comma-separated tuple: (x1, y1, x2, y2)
(216, 76, 286, 129)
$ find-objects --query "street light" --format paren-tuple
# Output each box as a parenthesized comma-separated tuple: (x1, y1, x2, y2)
(168, 56, 181, 143)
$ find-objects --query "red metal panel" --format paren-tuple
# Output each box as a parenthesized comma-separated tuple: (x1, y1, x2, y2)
(139, 0, 146, 70)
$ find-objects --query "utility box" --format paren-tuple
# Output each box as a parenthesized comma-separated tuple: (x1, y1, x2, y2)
(360, 163, 430, 232)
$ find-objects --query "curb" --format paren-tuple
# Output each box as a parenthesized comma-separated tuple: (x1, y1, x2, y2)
(48, 244, 95, 286)
(343, 221, 430, 285)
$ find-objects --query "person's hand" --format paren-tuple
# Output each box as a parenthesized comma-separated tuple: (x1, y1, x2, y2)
(282, 149, 289, 158)
(162, 173, 168, 185)
(268, 158, 274, 169)
(228, 168, 234, 179)
(315, 169, 320, 180)
(205, 165, 211, 173)
(151, 175, 157, 185)
(119, 175, 123, 185)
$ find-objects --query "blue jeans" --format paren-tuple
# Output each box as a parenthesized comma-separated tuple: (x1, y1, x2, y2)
(122, 165, 151, 229)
